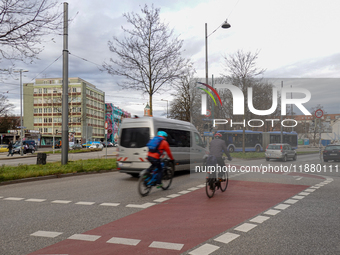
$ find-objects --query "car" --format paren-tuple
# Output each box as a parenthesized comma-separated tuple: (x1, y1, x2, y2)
(323, 144, 340, 162)
(89, 141, 103, 149)
(82, 142, 93, 148)
(70, 143, 82, 150)
(265, 143, 297, 161)
(102, 141, 113, 147)
(0, 144, 9, 153)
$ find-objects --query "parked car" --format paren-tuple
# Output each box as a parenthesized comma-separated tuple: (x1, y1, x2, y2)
(89, 141, 103, 149)
(70, 143, 82, 150)
(102, 141, 113, 147)
(265, 143, 297, 161)
(323, 144, 340, 162)
(0, 144, 9, 153)
(82, 142, 92, 148)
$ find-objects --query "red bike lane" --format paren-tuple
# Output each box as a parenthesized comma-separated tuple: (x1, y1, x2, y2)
(29, 180, 309, 255)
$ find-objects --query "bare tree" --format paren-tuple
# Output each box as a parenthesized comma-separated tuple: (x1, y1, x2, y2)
(0, 0, 62, 65)
(0, 94, 14, 116)
(222, 50, 265, 152)
(168, 65, 196, 122)
(102, 4, 189, 116)
(310, 104, 327, 146)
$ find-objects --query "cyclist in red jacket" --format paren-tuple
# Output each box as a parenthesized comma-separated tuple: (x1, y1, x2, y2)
(147, 131, 174, 188)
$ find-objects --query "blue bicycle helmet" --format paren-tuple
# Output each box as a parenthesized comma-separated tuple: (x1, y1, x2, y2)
(157, 131, 168, 137)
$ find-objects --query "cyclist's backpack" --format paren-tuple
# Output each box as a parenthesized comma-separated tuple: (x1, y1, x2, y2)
(146, 136, 163, 153)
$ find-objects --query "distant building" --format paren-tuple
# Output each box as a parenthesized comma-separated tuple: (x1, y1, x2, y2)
(144, 103, 151, 116)
(105, 104, 131, 143)
(23, 77, 105, 146)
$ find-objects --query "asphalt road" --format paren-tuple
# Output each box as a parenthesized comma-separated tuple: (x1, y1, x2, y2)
(0, 152, 339, 255)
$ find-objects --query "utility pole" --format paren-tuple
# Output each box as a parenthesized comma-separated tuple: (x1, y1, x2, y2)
(14, 69, 28, 156)
(280, 81, 283, 143)
(61, 2, 69, 165)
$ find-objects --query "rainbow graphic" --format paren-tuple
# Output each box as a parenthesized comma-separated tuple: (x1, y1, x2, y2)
(197, 82, 222, 106)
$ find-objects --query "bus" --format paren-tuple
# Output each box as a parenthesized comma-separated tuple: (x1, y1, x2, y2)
(215, 130, 298, 152)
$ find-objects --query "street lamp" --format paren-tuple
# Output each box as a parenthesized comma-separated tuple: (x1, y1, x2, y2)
(161, 99, 169, 118)
(14, 69, 29, 156)
(205, 19, 231, 86)
(205, 20, 230, 122)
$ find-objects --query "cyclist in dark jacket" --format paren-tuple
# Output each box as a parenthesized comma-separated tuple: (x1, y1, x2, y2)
(209, 133, 232, 168)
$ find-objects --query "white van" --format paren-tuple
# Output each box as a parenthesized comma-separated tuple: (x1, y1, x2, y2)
(117, 117, 207, 177)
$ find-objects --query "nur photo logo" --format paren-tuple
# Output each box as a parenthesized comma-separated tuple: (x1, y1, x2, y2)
(197, 82, 312, 128)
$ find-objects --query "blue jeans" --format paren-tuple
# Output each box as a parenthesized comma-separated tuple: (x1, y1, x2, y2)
(147, 156, 162, 185)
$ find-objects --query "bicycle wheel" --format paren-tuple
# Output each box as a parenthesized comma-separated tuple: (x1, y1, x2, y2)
(219, 171, 229, 192)
(138, 171, 152, 197)
(206, 177, 216, 198)
(161, 163, 174, 190)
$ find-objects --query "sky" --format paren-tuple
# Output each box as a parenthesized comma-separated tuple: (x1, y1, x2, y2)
(1, 0, 340, 117)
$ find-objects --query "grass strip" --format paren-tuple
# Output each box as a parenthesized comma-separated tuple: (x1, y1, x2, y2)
(0, 158, 116, 183)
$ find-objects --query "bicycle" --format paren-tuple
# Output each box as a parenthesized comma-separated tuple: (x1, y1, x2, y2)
(204, 156, 229, 198)
(138, 158, 174, 197)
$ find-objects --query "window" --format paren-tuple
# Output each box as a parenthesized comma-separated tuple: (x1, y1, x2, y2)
(38, 88, 42, 93)
(38, 108, 42, 113)
(158, 128, 191, 147)
(120, 128, 150, 148)
(72, 87, 77, 93)
(43, 88, 48, 93)
(44, 118, 48, 123)
(34, 108, 38, 113)
(194, 132, 205, 147)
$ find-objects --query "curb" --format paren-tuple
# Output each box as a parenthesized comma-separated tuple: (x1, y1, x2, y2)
(0, 169, 118, 186)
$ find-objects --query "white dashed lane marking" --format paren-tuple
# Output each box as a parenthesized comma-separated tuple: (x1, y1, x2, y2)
(107, 237, 141, 246)
(30, 231, 63, 238)
(214, 232, 240, 244)
(274, 204, 291, 210)
(189, 243, 220, 255)
(167, 194, 181, 198)
(126, 202, 156, 208)
(178, 190, 191, 194)
(299, 192, 310, 196)
(153, 197, 171, 202)
(25, 198, 46, 202)
(68, 234, 101, 242)
(75, 201, 95, 205)
(99, 203, 120, 206)
(284, 199, 299, 204)
(149, 241, 184, 250)
(234, 223, 257, 233)
(4, 197, 24, 201)
(250, 215, 270, 223)
(292, 195, 305, 200)
(305, 188, 316, 192)
(264, 209, 281, 215)
(51, 200, 72, 204)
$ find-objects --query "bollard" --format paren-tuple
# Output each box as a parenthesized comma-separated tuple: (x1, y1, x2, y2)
(37, 153, 47, 165)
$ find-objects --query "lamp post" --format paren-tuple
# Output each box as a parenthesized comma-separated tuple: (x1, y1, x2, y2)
(205, 20, 231, 86)
(161, 99, 168, 118)
(205, 20, 230, 122)
(14, 69, 29, 156)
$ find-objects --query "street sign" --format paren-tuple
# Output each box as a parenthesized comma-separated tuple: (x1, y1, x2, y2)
(315, 109, 323, 118)
(104, 121, 108, 129)
(16, 126, 26, 129)
(204, 109, 211, 117)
